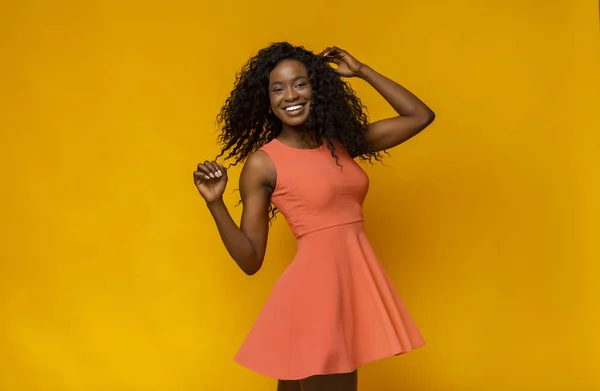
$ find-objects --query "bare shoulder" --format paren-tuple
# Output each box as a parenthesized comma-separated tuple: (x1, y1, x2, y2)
(240, 150, 277, 192)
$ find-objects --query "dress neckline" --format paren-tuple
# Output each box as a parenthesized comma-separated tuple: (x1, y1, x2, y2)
(272, 137, 326, 152)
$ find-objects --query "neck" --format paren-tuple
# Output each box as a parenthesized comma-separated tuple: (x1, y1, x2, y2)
(278, 126, 323, 149)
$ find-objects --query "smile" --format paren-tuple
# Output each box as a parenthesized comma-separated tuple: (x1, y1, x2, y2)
(284, 104, 305, 112)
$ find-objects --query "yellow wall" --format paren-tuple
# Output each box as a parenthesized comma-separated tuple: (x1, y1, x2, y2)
(1, 0, 598, 390)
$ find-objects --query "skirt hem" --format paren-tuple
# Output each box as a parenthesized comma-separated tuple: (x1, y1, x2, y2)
(234, 343, 425, 381)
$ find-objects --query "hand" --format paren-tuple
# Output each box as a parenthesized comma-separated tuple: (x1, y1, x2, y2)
(193, 161, 228, 204)
(320, 46, 364, 78)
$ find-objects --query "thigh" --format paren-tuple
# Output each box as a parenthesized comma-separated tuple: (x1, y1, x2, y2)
(301, 370, 358, 391)
(277, 380, 302, 391)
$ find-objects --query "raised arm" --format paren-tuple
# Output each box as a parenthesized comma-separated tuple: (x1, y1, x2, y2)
(321, 46, 435, 151)
(194, 151, 275, 275)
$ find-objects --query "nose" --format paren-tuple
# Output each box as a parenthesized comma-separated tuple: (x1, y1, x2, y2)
(284, 87, 299, 102)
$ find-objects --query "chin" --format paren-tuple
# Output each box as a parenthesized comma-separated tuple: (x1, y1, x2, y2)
(283, 111, 311, 129)
(284, 117, 309, 128)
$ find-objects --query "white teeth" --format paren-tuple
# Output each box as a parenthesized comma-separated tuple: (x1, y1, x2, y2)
(285, 104, 304, 111)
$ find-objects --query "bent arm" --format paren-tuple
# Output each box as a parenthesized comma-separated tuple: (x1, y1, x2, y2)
(207, 152, 273, 275)
(358, 65, 435, 151)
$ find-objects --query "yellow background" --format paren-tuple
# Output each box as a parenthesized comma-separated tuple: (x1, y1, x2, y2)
(1, 0, 598, 390)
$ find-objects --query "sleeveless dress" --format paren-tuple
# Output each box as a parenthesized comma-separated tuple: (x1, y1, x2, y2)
(234, 138, 425, 380)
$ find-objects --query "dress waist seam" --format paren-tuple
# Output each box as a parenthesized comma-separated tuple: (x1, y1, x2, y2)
(295, 218, 364, 238)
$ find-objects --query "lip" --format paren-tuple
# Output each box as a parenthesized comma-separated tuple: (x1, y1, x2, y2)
(282, 103, 308, 117)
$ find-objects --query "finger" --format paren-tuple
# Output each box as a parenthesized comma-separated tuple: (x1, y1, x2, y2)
(203, 160, 217, 178)
(319, 46, 332, 57)
(197, 162, 211, 172)
(323, 48, 345, 64)
(325, 46, 340, 56)
(196, 163, 212, 179)
(193, 171, 207, 184)
(219, 162, 228, 179)
(331, 46, 346, 55)
(208, 161, 222, 178)
(209, 161, 222, 177)
(196, 163, 210, 175)
(324, 56, 342, 65)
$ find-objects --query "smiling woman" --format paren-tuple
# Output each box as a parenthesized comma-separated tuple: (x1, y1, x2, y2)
(193, 42, 434, 391)
(269, 60, 312, 127)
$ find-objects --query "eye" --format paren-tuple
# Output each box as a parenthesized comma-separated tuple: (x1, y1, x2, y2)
(295, 82, 307, 88)
(272, 87, 283, 93)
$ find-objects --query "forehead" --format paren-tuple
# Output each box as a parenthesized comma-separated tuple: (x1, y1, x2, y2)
(269, 59, 308, 82)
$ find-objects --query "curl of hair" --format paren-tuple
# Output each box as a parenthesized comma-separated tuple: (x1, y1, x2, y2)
(215, 42, 383, 219)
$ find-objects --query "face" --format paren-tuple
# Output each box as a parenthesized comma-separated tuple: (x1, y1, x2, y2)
(268, 59, 312, 129)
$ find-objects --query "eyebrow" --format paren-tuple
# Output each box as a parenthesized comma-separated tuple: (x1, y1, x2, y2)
(270, 76, 309, 87)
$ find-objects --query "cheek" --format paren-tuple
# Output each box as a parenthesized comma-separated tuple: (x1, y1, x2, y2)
(268, 96, 283, 119)
(304, 87, 313, 101)
(269, 93, 280, 108)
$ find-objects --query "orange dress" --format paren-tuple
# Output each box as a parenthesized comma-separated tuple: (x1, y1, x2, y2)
(234, 138, 425, 380)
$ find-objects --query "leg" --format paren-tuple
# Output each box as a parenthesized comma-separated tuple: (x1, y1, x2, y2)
(301, 370, 358, 391)
(277, 380, 302, 391)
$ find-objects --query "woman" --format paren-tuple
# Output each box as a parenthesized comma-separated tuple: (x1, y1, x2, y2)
(193, 42, 434, 391)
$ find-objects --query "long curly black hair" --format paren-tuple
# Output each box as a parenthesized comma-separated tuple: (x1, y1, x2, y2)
(216, 42, 383, 166)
